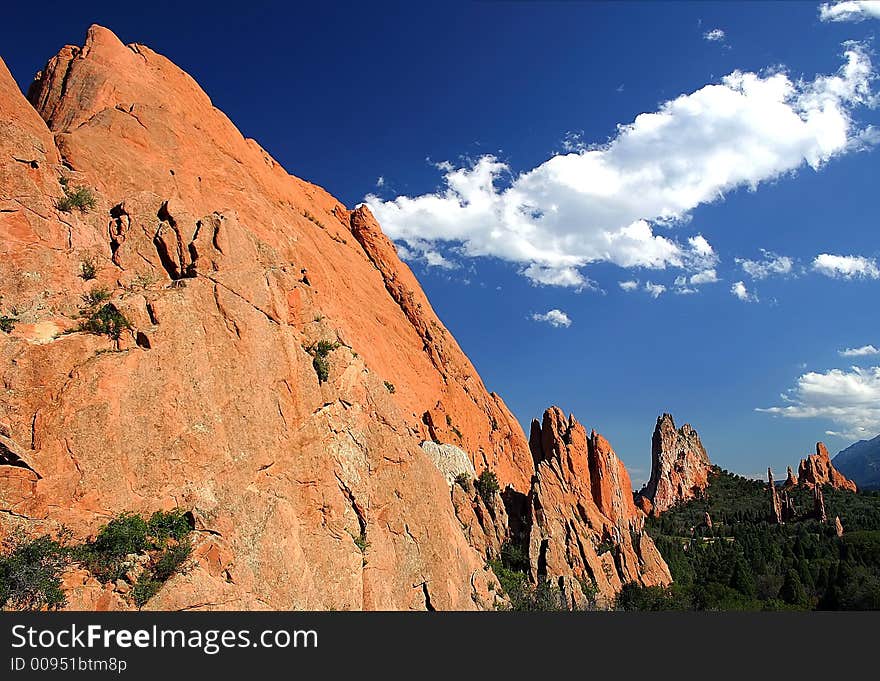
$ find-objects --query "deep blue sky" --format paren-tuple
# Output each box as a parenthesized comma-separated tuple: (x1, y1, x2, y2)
(3, 1, 878, 483)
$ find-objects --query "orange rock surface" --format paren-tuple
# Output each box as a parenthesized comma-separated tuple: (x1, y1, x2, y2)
(637, 413, 712, 515)
(0, 26, 668, 610)
(797, 443, 857, 493)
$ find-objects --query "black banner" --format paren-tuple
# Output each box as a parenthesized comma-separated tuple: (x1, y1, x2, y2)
(1, 611, 875, 678)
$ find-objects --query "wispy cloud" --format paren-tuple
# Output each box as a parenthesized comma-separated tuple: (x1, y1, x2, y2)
(644, 282, 667, 298)
(531, 309, 572, 328)
(736, 250, 795, 279)
(812, 253, 880, 278)
(365, 44, 877, 288)
(703, 28, 726, 42)
(840, 344, 880, 356)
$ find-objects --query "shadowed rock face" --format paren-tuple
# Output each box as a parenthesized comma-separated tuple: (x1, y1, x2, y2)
(0, 25, 667, 610)
(797, 443, 857, 493)
(637, 413, 712, 515)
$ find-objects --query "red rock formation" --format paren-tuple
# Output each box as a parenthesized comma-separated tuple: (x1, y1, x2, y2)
(797, 443, 857, 492)
(769, 468, 784, 524)
(637, 413, 712, 515)
(813, 486, 827, 523)
(784, 466, 798, 488)
(0, 26, 666, 610)
(523, 408, 671, 608)
(835, 516, 844, 537)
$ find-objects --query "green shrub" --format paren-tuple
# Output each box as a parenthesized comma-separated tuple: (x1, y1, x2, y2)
(147, 510, 192, 543)
(151, 537, 192, 582)
(80, 257, 97, 281)
(306, 340, 339, 383)
(81, 287, 111, 307)
(78, 303, 131, 340)
(0, 532, 70, 611)
(131, 573, 163, 608)
(474, 470, 500, 506)
(454, 473, 471, 492)
(384, 380, 396, 394)
(57, 185, 96, 213)
(0, 316, 14, 333)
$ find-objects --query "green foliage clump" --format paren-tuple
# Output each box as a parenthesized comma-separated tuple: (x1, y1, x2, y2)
(80, 257, 97, 281)
(454, 472, 471, 492)
(474, 470, 500, 507)
(306, 340, 339, 383)
(383, 380, 396, 394)
(78, 303, 131, 340)
(56, 181, 96, 214)
(0, 315, 15, 333)
(75, 510, 193, 588)
(0, 532, 70, 611)
(81, 287, 111, 307)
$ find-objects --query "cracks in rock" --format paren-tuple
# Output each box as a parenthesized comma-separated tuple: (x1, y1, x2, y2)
(114, 104, 148, 130)
(204, 274, 279, 326)
(212, 283, 241, 338)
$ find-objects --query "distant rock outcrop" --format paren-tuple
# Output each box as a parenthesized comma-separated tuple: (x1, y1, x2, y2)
(636, 414, 712, 515)
(797, 443, 857, 492)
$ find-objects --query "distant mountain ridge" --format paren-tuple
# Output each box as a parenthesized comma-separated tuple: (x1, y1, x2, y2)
(834, 435, 880, 491)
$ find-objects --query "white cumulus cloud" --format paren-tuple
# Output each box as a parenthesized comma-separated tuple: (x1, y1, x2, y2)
(703, 28, 726, 42)
(619, 279, 639, 292)
(758, 365, 880, 439)
(812, 253, 880, 278)
(736, 250, 795, 279)
(531, 309, 572, 328)
(820, 1, 880, 22)
(365, 44, 877, 288)
(840, 344, 880, 356)
(731, 280, 758, 302)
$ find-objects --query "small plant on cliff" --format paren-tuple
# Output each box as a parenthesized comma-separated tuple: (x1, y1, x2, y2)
(0, 531, 71, 611)
(79, 256, 97, 281)
(305, 339, 339, 383)
(78, 303, 131, 340)
(454, 473, 471, 492)
(81, 287, 110, 307)
(383, 380, 396, 394)
(56, 181, 96, 214)
(0, 315, 15, 333)
(474, 470, 500, 507)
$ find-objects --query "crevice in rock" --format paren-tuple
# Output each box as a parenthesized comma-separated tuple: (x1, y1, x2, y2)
(420, 582, 436, 611)
(0, 440, 41, 479)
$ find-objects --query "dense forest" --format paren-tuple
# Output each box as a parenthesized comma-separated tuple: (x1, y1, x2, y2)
(617, 467, 880, 610)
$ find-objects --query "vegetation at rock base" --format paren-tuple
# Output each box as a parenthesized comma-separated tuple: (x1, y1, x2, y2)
(0, 510, 193, 611)
(616, 467, 880, 610)
(305, 339, 339, 383)
(474, 470, 500, 507)
(0, 532, 70, 611)
(488, 541, 596, 611)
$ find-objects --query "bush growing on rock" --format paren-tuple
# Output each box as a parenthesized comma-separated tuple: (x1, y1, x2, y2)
(56, 180, 96, 213)
(306, 340, 339, 383)
(0, 315, 15, 333)
(474, 470, 500, 506)
(0, 532, 70, 611)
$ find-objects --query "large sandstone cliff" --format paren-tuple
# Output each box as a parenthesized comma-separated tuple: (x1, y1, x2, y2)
(0, 26, 668, 610)
(796, 443, 857, 493)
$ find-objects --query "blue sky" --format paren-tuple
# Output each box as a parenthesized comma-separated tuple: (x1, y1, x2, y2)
(3, 1, 880, 483)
